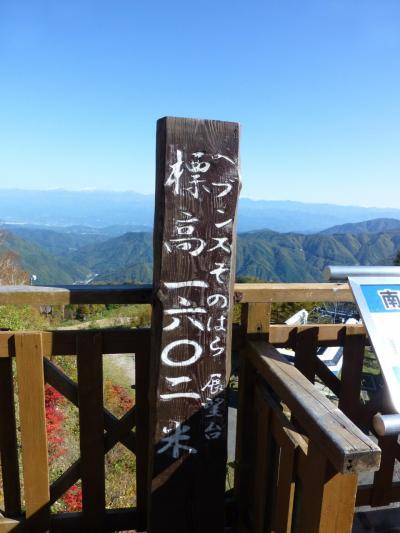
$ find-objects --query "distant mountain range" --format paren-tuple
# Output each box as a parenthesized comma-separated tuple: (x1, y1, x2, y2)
(1, 217, 400, 285)
(1, 189, 400, 233)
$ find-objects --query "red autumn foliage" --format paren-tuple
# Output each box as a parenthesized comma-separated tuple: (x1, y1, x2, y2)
(45, 384, 83, 511)
(62, 484, 83, 512)
(44, 379, 133, 512)
(45, 385, 66, 460)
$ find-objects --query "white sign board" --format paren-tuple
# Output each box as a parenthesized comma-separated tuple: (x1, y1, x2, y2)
(349, 276, 400, 413)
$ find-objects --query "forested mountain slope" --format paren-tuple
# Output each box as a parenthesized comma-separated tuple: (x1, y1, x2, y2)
(70, 227, 400, 283)
(320, 218, 400, 235)
(2, 223, 400, 285)
(0, 230, 90, 284)
(235, 230, 400, 281)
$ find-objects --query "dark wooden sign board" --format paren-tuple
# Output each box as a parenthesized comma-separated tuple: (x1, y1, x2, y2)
(147, 117, 240, 533)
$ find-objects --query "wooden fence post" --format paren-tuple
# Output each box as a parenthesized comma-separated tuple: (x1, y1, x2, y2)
(234, 354, 256, 533)
(77, 332, 106, 531)
(15, 333, 50, 531)
(235, 302, 270, 532)
(241, 303, 271, 338)
(147, 117, 240, 533)
(297, 442, 358, 533)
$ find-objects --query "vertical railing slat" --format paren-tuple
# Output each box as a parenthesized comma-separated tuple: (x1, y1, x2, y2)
(252, 385, 275, 533)
(241, 303, 271, 338)
(294, 327, 319, 384)
(0, 353, 21, 517)
(135, 343, 151, 532)
(338, 330, 366, 422)
(318, 471, 358, 533)
(235, 304, 258, 533)
(15, 332, 50, 530)
(234, 361, 256, 532)
(297, 442, 358, 533)
(77, 332, 105, 530)
(371, 434, 398, 507)
(271, 421, 297, 533)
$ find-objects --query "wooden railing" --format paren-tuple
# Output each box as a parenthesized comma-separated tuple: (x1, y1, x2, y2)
(234, 340, 380, 533)
(237, 294, 400, 511)
(265, 323, 400, 509)
(0, 328, 150, 532)
(0, 282, 388, 532)
(0, 282, 352, 306)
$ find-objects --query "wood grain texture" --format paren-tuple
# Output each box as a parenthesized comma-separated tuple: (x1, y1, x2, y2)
(318, 469, 358, 533)
(234, 282, 353, 303)
(77, 332, 105, 530)
(0, 328, 150, 358)
(15, 333, 50, 529)
(241, 303, 271, 336)
(0, 284, 152, 305)
(246, 340, 381, 474)
(296, 443, 329, 532)
(147, 117, 240, 533)
(0, 282, 352, 306)
(267, 323, 366, 348)
(0, 356, 21, 517)
(272, 440, 296, 533)
(297, 442, 358, 533)
(270, 412, 305, 533)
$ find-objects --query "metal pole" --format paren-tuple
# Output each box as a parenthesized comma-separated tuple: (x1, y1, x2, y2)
(324, 265, 400, 281)
(373, 413, 400, 436)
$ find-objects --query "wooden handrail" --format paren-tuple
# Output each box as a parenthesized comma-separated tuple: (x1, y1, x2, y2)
(0, 282, 353, 305)
(234, 282, 353, 303)
(0, 330, 142, 531)
(0, 329, 150, 358)
(0, 324, 368, 359)
(268, 323, 367, 346)
(0, 284, 153, 305)
(245, 340, 381, 474)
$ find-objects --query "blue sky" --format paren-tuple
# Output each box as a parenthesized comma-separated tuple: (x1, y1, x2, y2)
(0, 0, 399, 207)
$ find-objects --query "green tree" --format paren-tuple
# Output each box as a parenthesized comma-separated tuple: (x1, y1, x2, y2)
(395, 252, 400, 266)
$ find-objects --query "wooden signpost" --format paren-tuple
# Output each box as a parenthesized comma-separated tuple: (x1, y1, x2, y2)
(147, 117, 240, 533)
